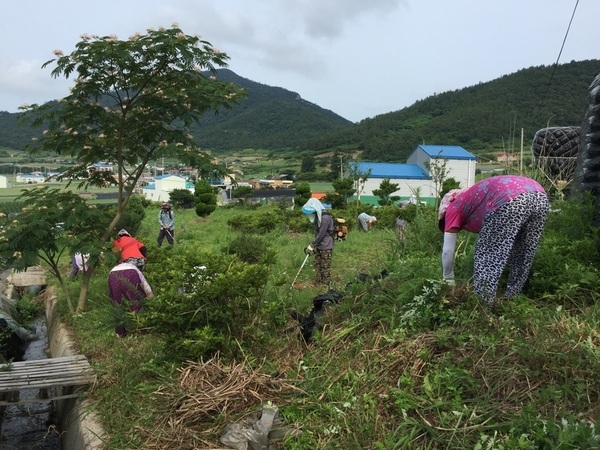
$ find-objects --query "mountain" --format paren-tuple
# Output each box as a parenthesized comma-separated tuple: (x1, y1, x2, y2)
(1, 61, 599, 160)
(190, 69, 353, 150)
(0, 69, 353, 152)
(308, 59, 600, 161)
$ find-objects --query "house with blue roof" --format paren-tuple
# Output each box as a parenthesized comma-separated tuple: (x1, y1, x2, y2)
(141, 174, 195, 203)
(354, 144, 476, 204)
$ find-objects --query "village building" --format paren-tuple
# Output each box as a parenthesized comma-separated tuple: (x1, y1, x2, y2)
(140, 174, 195, 203)
(0, 175, 10, 188)
(16, 173, 45, 184)
(354, 144, 477, 205)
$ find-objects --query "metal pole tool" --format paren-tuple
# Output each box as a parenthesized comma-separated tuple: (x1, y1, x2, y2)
(291, 253, 310, 287)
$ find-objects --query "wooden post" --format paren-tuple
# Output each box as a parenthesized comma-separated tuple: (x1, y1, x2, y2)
(520, 128, 524, 173)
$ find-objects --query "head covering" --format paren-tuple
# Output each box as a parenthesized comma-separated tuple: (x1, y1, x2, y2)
(438, 188, 466, 232)
(302, 198, 326, 224)
(371, 216, 377, 222)
(161, 202, 171, 209)
(438, 189, 466, 220)
(118, 229, 131, 237)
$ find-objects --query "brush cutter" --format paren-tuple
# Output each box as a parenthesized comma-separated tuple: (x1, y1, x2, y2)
(164, 227, 175, 245)
(291, 253, 310, 287)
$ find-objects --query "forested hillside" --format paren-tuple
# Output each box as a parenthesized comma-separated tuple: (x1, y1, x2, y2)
(309, 59, 600, 161)
(189, 69, 352, 150)
(1, 60, 599, 160)
(0, 69, 353, 152)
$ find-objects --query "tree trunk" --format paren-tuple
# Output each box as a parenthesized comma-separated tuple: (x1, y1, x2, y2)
(76, 267, 95, 314)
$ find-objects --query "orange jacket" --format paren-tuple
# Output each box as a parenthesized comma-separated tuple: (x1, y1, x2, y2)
(113, 236, 147, 261)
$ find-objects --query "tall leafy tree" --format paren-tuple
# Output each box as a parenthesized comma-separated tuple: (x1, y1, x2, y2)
(347, 162, 371, 206)
(301, 155, 316, 173)
(0, 188, 109, 313)
(425, 157, 451, 208)
(21, 26, 246, 310)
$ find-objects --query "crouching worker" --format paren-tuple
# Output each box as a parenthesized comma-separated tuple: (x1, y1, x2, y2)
(113, 229, 148, 271)
(357, 212, 377, 232)
(69, 252, 90, 279)
(108, 262, 154, 337)
(302, 198, 334, 287)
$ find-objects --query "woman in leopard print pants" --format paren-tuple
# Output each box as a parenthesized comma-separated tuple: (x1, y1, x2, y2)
(438, 176, 549, 306)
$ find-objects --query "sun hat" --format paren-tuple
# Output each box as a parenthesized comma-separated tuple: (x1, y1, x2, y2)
(117, 229, 131, 237)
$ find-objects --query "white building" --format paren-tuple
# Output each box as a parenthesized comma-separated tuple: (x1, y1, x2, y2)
(141, 174, 195, 203)
(0, 175, 10, 188)
(16, 173, 45, 184)
(354, 144, 477, 205)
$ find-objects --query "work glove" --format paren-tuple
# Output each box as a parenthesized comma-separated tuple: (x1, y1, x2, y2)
(304, 245, 314, 255)
(443, 276, 456, 286)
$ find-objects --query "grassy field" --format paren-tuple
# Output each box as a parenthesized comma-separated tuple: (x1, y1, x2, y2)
(40, 193, 600, 449)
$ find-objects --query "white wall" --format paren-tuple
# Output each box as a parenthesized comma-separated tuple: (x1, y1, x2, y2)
(142, 176, 193, 203)
(360, 178, 435, 199)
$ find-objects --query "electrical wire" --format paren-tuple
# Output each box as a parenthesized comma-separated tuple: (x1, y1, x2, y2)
(539, 0, 580, 109)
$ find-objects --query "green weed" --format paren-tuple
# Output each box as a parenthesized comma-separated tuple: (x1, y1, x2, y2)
(48, 197, 600, 449)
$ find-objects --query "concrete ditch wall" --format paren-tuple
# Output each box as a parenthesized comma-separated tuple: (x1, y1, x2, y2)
(43, 286, 107, 449)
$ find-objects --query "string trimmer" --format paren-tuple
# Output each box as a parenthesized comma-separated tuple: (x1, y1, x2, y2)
(291, 253, 310, 287)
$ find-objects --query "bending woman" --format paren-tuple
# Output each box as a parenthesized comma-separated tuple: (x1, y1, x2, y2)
(438, 175, 549, 306)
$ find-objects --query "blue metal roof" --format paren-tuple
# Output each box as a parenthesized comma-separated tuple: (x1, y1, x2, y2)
(412, 145, 476, 160)
(354, 162, 429, 179)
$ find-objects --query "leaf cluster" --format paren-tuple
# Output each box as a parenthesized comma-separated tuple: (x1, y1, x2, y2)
(141, 248, 271, 360)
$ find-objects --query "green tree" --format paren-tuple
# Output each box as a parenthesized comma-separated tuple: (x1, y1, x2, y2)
(0, 187, 109, 313)
(373, 178, 401, 206)
(440, 177, 461, 200)
(112, 194, 148, 236)
(194, 180, 217, 217)
(22, 26, 246, 310)
(347, 162, 371, 206)
(425, 157, 451, 208)
(169, 188, 195, 209)
(301, 155, 316, 173)
(232, 185, 254, 206)
(294, 182, 312, 208)
(325, 177, 356, 209)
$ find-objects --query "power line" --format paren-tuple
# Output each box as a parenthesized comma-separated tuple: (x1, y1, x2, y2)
(539, 0, 580, 109)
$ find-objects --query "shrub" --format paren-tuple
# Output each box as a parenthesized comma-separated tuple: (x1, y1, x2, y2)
(194, 180, 217, 217)
(141, 247, 272, 360)
(169, 188, 195, 209)
(223, 234, 276, 264)
(227, 209, 283, 234)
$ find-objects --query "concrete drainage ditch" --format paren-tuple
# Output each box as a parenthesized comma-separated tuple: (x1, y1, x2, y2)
(2, 267, 105, 449)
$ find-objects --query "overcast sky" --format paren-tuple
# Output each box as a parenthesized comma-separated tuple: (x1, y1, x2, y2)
(1, 0, 598, 123)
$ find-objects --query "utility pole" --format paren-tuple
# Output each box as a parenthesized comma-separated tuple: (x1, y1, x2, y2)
(339, 155, 343, 178)
(520, 128, 524, 173)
